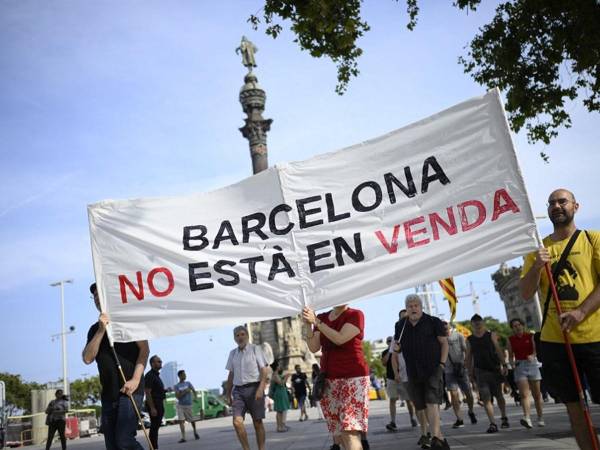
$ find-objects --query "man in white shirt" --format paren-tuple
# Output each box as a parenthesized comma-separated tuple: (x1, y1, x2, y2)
(225, 325, 270, 450)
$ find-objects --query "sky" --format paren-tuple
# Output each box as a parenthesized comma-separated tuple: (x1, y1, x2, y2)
(1, 1, 598, 391)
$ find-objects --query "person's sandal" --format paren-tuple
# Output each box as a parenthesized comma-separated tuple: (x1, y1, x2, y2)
(486, 423, 498, 433)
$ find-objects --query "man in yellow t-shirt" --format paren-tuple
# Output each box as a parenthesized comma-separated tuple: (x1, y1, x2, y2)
(520, 189, 600, 450)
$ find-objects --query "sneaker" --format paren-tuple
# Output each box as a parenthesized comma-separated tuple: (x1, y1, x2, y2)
(410, 417, 418, 427)
(468, 411, 477, 424)
(486, 423, 498, 433)
(178, 439, 186, 443)
(431, 436, 451, 449)
(361, 439, 370, 450)
(501, 417, 510, 428)
(194, 433, 200, 440)
(385, 421, 398, 432)
(520, 417, 532, 429)
(537, 418, 545, 427)
(452, 419, 464, 429)
(417, 434, 431, 449)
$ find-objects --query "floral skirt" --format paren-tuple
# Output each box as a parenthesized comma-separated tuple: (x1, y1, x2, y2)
(320, 375, 369, 433)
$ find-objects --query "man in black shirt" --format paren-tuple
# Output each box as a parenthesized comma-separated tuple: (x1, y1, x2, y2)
(145, 355, 166, 449)
(83, 283, 149, 450)
(291, 365, 310, 422)
(394, 294, 449, 450)
(465, 314, 509, 434)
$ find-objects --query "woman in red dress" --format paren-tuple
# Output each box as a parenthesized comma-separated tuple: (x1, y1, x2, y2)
(302, 304, 370, 450)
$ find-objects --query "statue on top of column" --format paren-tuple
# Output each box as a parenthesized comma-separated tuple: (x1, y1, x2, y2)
(236, 36, 258, 72)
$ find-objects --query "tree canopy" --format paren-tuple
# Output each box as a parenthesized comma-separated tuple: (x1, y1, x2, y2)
(362, 340, 386, 379)
(250, 0, 600, 156)
(69, 376, 102, 409)
(0, 373, 44, 415)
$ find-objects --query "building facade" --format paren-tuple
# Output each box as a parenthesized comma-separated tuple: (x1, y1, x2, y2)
(491, 263, 542, 330)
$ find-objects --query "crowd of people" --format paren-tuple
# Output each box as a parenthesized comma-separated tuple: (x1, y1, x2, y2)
(74, 188, 599, 450)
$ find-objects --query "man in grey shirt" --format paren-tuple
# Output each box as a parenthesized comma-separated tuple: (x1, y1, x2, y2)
(443, 322, 477, 428)
(225, 325, 269, 450)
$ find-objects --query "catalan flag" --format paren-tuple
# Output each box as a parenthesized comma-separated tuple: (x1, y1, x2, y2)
(439, 278, 457, 323)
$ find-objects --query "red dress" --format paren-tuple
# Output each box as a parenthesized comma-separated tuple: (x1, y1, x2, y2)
(316, 308, 370, 433)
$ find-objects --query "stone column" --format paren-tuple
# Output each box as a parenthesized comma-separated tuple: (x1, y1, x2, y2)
(239, 72, 272, 174)
(237, 40, 315, 373)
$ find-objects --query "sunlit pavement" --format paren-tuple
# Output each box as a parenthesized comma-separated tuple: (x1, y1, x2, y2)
(34, 396, 599, 450)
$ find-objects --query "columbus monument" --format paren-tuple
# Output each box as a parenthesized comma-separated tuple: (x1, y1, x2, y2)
(236, 37, 317, 371)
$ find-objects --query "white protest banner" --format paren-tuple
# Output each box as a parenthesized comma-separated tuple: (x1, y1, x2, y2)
(88, 89, 538, 342)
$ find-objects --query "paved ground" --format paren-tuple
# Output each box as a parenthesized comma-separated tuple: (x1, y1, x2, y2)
(35, 397, 600, 450)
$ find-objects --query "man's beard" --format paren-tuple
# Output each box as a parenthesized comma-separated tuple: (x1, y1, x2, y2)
(550, 209, 574, 226)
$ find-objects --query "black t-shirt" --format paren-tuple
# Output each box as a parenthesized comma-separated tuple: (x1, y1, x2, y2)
(144, 369, 166, 402)
(395, 313, 445, 381)
(291, 373, 308, 397)
(86, 323, 144, 401)
(381, 349, 395, 380)
(467, 331, 501, 372)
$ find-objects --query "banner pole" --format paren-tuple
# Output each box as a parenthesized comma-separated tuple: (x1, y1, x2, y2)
(543, 264, 599, 450)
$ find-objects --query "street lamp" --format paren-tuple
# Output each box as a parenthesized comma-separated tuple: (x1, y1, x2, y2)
(50, 279, 73, 396)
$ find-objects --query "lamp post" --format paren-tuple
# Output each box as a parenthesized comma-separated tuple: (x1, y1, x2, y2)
(50, 279, 73, 396)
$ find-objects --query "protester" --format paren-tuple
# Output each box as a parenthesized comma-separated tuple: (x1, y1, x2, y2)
(520, 188, 600, 450)
(45, 389, 68, 450)
(391, 338, 419, 429)
(370, 370, 383, 400)
(310, 363, 325, 420)
(225, 325, 269, 450)
(83, 283, 149, 450)
(302, 304, 370, 450)
(443, 322, 477, 428)
(291, 364, 310, 422)
(270, 360, 291, 432)
(144, 355, 167, 449)
(465, 314, 509, 433)
(507, 318, 544, 428)
(394, 294, 450, 450)
(173, 370, 199, 443)
(382, 336, 407, 431)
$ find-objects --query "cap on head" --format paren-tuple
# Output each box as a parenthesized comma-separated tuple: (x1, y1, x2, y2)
(470, 313, 483, 322)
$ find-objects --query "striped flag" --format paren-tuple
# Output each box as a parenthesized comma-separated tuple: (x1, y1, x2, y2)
(439, 278, 458, 323)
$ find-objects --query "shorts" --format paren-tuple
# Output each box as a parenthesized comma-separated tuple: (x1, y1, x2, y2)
(474, 368, 503, 403)
(296, 394, 307, 408)
(444, 365, 471, 393)
(514, 360, 542, 382)
(176, 405, 194, 422)
(232, 383, 266, 420)
(540, 341, 600, 404)
(386, 378, 409, 401)
(407, 367, 443, 411)
(321, 376, 369, 434)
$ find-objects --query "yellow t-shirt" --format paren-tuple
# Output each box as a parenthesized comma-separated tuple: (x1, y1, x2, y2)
(521, 230, 600, 344)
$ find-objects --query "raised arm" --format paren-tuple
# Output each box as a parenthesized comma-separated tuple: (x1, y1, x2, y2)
(302, 307, 360, 346)
(82, 314, 109, 364)
(519, 248, 550, 300)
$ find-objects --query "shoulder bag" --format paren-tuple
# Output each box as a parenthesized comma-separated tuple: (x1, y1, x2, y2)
(534, 229, 581, 362)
